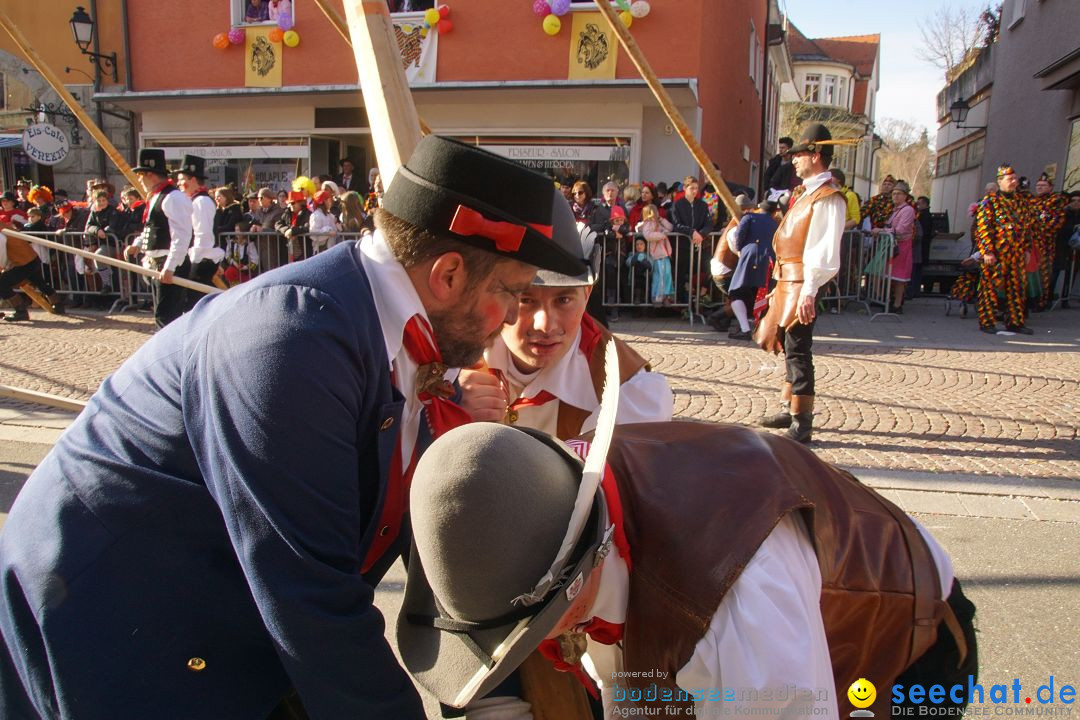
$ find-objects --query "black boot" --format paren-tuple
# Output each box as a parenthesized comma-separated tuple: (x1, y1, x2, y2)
(47, 293, 65, 315)
(785, 395, 814, 444)
(760, 382, 793, 428)
(3, 295, 30, 322)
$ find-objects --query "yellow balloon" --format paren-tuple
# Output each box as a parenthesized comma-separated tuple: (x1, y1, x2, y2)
(424, 8, 441, 25)
(542, 14, 561, 35)
(283, 30, 300, 47)
(619, 10, 633, 27)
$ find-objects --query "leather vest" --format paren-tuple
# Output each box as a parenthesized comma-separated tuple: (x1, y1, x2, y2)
(554, 328, 649, 440)
(604, 421, 947, 717)
(754, 183, 840, 353)
(140, 184, 178, 253)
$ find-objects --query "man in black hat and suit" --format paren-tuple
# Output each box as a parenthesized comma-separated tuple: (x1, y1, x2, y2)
(122, 147, 193, 328)
(754, 123, 848, 443)
(334, 157, 364, 194)
(176, 154, 225, 307)
(0, 136, 588, 720)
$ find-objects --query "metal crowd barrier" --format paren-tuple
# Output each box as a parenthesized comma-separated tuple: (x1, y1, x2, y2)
(597, 231, 706, 323)
(861, 231, 898, 321)
(818, 230, 871, 315)
(218, 231, 368, 276)
(19, 230, 153, 314)
(1051, 249, 1080, 309)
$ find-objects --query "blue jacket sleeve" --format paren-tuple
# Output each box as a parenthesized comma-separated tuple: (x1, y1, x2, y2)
(184, 285, 424, 720)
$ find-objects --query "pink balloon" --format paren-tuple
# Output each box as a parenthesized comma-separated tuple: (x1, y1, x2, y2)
(227, 28, 245, 45)
(532, 0, 550, 18)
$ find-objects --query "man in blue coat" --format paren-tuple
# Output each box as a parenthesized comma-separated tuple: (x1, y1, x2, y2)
(727, 200, 778, 340)
(0, 136, 587, 719)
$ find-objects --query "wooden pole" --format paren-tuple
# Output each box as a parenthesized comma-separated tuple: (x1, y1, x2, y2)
(0, 385, 87, 412)
(311, 0, 433, 137)
(591, 1, 741, 220)
(2, 229, 221, 295)
(0, 7, 140, 190)
(341, 0, 424, 187)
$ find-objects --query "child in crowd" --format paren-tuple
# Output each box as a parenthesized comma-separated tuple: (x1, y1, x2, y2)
(636, 203, 674, 304)
(224, 218, 260, 286)
(625, 237, 651, 304)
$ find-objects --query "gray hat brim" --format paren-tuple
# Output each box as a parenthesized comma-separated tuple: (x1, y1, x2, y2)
(397, 493, 608, 708)
(533, 243, 602, 287)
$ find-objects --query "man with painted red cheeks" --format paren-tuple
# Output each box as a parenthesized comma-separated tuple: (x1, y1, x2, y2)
(459, 229, 673, 438)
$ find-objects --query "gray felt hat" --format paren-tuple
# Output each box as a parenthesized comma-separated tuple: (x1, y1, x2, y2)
(397, 423, 609, 708)
(532, 223, 601, 287)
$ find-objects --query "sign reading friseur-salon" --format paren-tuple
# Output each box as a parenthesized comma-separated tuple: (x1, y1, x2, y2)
(22, 123, 70, 166)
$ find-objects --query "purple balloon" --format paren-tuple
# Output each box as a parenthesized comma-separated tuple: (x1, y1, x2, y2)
(532, 0, 550, 18)
(550, 0, 571, 16)
(277, 13, 293, 31)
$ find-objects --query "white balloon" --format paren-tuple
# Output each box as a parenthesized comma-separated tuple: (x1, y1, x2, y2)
(630, 1, 651, 18)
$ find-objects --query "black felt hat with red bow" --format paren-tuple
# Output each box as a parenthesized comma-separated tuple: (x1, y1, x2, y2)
(381, 135, 587, 277)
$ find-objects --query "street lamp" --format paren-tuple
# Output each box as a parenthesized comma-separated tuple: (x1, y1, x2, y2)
(68, 6, 118, 83)
(948, 99, 987, 131)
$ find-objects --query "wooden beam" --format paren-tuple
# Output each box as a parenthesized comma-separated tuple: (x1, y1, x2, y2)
(341, 0, 424, 186)
(0, 385, 87, 412)
(591, 1, 741, 220)
(0, 7, 140, 190)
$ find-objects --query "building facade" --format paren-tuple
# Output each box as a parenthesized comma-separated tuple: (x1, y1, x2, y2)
(780, 25, 881, 201)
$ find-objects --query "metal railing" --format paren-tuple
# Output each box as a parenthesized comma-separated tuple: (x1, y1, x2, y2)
(218, 231, 369, 276)
(818, 230, 871, 315)
(597, 231, 709, 324)
(861, 231, 899, 321)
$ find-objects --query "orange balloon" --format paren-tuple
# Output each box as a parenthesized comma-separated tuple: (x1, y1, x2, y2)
(212, 32, 229, 50)
(269, 27, 284, 43)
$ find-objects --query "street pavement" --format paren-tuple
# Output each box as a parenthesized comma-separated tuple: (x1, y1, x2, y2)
(1, 295, 1078, 714)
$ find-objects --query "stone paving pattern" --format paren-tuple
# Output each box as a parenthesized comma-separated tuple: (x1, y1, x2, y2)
(2, 296, 1078, 492)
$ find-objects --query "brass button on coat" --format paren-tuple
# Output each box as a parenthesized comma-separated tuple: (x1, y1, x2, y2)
(507, 411, 519, 423)
(380, 417, 394, 431)
(187, 657, 206, 672)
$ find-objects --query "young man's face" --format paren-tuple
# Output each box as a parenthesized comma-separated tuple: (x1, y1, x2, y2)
(2, 198, 15, 211)
(880, 180, 895, 196)
(429, 259, 538, 368)
(683, 182, 699, 202)
(778, 141, 792, 155)
(93, 196, 109, 211)
(501, 285, 589, 373)
(341, 160, 354, 176)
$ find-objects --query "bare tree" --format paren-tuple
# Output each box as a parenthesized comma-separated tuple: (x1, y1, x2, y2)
(877, 118, 935, 198)
(916, 4, 985, 77)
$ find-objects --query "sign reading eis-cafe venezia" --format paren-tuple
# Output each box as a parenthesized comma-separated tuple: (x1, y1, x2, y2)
(22, 123, 70, 166)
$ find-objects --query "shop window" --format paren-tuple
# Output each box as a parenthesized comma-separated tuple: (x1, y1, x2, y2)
(804, 74, 820, 104)
(459, 135, 633, 193)
(1064, 118, 1080, 192)
(233, 0, 292, 26)
(388, 0, 435, 11)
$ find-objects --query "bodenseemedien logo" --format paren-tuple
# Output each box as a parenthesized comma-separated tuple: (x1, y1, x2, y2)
(849, 678, 877, 717)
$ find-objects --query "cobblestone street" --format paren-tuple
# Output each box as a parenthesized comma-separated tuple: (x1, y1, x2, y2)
(3, 297, 1079, 491)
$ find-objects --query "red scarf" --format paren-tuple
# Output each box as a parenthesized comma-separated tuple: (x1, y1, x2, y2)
(142, 180, 174, 222)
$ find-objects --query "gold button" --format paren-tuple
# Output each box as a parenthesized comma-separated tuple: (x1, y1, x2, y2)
(380, 417, 394, 431)
(379, 526, 390, 536)
(187, 657, 206, 672)
(507, 411, 518, 423)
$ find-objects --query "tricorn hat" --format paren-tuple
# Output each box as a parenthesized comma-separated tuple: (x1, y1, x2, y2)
(176, 154, 207, 181)
(397, 423, 608, 708)
(382, 135, 588, 277)
(132, 148, 168, 175)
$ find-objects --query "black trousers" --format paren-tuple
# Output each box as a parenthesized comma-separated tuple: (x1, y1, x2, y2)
(149, 256, 191, 329)
(778, 318, 815, 396)
(187, 258, 220, 311)
(894, 579, 979, 713)
(0, 258, 55, 301)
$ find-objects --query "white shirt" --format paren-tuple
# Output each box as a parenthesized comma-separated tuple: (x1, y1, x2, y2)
(188, 193, 224, 263)
(796, 171, 847, 300)
(484, 331, 673, 437)
(138, 187, 193, 272)
(309, 208, 339, 252)
(580, 513, 955, 720)
(359, 231, 455, 468)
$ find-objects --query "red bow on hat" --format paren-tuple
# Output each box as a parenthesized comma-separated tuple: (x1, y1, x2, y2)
(448, 204, 554, 253)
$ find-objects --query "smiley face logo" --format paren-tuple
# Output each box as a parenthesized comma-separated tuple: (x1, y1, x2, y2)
(848, 678, 876, 709)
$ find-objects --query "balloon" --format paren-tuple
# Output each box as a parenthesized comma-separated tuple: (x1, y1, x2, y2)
(212, 32, 229, 50)
(619, 10, 633, 27)
(438, 4, 451, 18)
(424, 8, 441, 25)
(542, 13, 561, 35)
(437, 19, 453, 33)
(283, 30, 300, 47)
(420, 26, 429, 37)
(227, 28, 245, 45)
(277, 13, 293, 31)
(268, 27, 284, 43)
(532, 0, 550, 18)
(630, 1, 651, 18)
(550, 0, 571, 16)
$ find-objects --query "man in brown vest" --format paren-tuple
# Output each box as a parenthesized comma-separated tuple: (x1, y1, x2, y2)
(458, 226, 672, 440)
(755, 123, 848, 443)
(398, 421, 977, 720)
